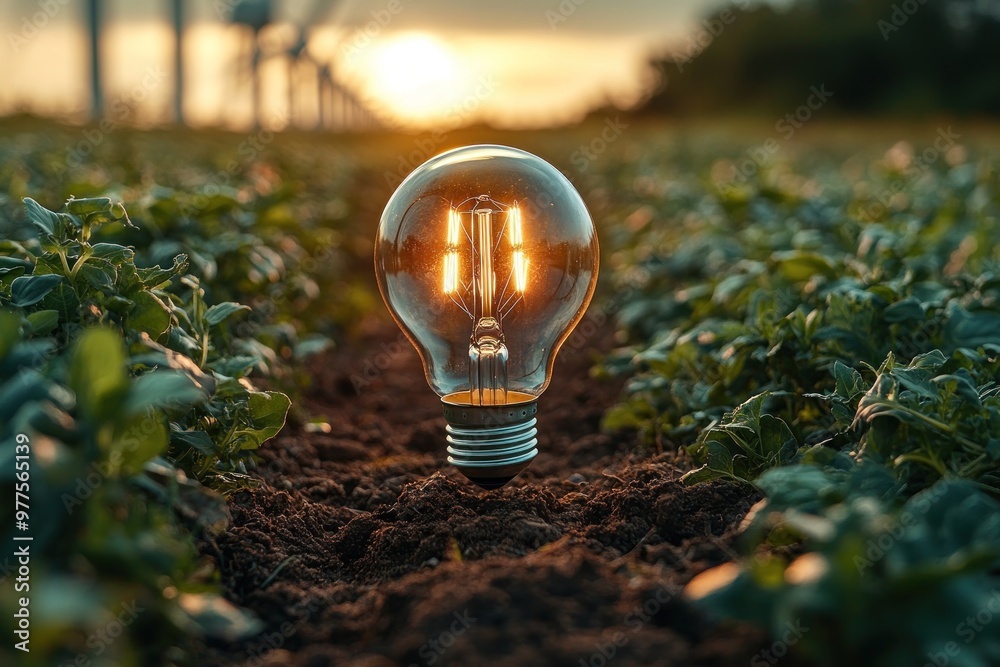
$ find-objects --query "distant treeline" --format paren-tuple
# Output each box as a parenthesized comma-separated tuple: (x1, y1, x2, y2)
(639, 0, 1000, 116)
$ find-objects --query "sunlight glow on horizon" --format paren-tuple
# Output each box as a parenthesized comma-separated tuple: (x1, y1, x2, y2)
(347, 32, 471, 127)
(0, 18, 674, 130)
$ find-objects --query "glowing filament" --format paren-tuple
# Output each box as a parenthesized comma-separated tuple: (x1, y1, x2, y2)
(475, 209, 495, 317)
(443, 253, 459, 293)
(508, 206, 523, 245)
(512, 250, 528, 293)
(443, 208, 460, 294)
(508, 205, 527, 292)
(443, 199, 528, 306)
(447, 208, 460, 245)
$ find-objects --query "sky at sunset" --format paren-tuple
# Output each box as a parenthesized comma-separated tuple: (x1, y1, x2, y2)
(0, 0, 782, 129)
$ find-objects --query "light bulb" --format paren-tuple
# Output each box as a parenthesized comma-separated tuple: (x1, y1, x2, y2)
(375, 145, 599, 489)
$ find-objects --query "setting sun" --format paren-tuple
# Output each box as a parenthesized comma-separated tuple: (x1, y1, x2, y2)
(357, 32, 468, 127)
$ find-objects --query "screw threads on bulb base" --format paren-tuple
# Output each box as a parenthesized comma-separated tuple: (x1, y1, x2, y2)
(442, 393, 538, 490)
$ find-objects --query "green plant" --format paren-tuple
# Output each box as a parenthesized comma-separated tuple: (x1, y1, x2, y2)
(3, 196, 291, 487)
(0, 196, 290, 664)
(598, 144, 1000, 493)
(848, 348, 1000, 490)
(686, 464, 1000, 667)
(591, 135, 1000, 667)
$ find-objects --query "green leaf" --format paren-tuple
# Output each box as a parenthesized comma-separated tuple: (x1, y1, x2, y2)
(66, 196, 136, 231)
(90, 242, 134, 265)
(204, 301, 251, 327)
(0, 310, 22, 360)
(171, 430, 217, 457)
(65, 196, 112, 216)
(0, 256, 33, 272)
(833, 361, 866, 398)
(10, 274, 64, 307)
(25, 309, 59, 335)
(932, 373, 981, 407)
(39, 282, 81, 321)
(110, 200, 136, 228)
(293, 334, 332, 360)
(134, 333, 217, 394)
(210, 355, 258, 379)
(892, 368, 939, 400)
(680, 463, 717, 485)
(728, 392, 769, 426)
(944, 305, 1000, 351)
(138, 254, 189, 288)
(123, 370, 207, 415)
(0, 265, 26, 282)
(0, 368, 60, 423)
(883, 297, 925, 323)
(22, 197, 63, 239)
(908, 349, 948, 370)
(759, 414, 796, 457)
(78, 263, 116, 292)
(0, 339, 55, 378)
(241, 391, 291, 447)
(69, 327, 128, 421)
(112, 409, 169, 474)
(127, 290, 172, 340)
(772, 251, 836, 282)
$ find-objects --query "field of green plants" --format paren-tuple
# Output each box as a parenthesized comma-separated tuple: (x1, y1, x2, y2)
(593, 122, 1000, 665)
(1, 117, 999, 666)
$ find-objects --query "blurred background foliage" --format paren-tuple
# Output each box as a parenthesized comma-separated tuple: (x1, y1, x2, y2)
(645, 0, 1000, 116)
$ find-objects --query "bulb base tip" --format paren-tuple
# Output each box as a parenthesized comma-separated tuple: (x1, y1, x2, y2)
(464, 475, 517, 491)
(441, 394, 539, 490)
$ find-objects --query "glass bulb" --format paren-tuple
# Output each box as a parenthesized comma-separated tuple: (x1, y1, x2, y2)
(375, 144, 599, 489)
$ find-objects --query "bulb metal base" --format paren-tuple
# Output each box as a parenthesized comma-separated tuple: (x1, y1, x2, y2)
(442, 392, 538, 490)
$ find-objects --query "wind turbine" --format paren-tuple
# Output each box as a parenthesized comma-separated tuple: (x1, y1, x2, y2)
(86, 0, 103, 119)
(226, 0, 379, 130)
(229, 0, 273, 127)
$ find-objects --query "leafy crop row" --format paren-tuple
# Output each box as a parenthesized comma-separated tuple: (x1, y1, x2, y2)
(0, 196, 290, 664)
(0, 123, 388, 666)
(598, 136, 1000, 664)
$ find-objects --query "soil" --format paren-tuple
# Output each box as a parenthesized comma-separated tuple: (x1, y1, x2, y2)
(196, 321, 766, 667)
